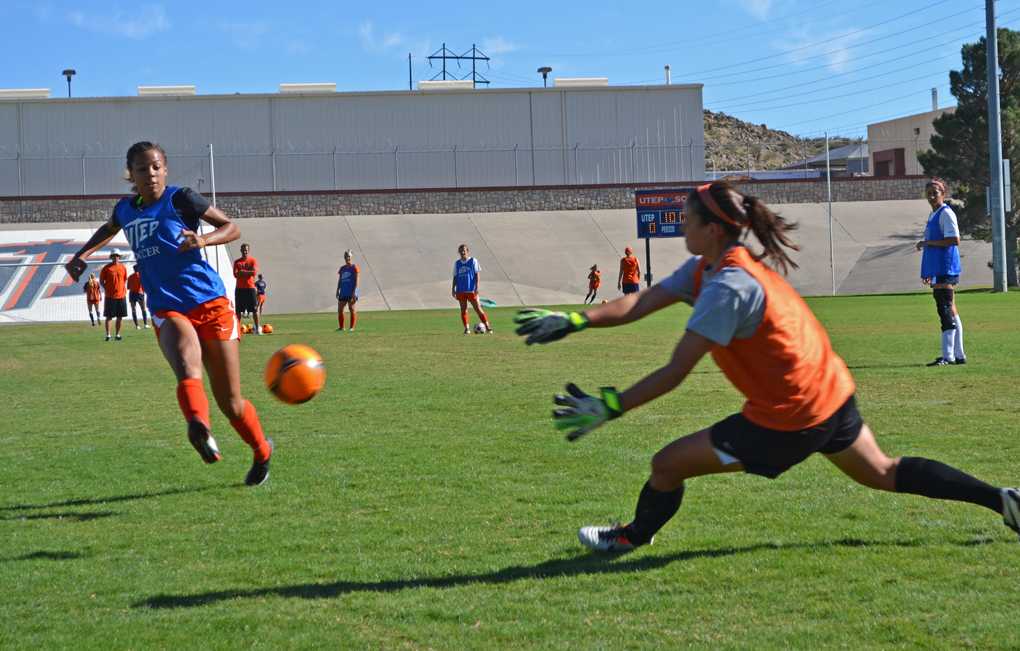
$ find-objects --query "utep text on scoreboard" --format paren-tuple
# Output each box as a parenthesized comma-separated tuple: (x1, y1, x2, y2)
(634, 189, 691, 238)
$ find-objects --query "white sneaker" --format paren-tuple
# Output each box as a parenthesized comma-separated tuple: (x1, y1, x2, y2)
(1002, 488, 1020, 540)
(135, 325, 141, 330)
(577, 524, 650, 552)
(464, 327, 471, 335)
(144, 324, 150, 329)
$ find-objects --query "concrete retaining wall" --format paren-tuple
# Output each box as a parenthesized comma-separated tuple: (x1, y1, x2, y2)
(0, 176, 928, 223)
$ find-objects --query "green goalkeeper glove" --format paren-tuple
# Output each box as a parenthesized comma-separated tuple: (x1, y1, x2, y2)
(513, 308, 589, 345)
(553, 383, 623, 442)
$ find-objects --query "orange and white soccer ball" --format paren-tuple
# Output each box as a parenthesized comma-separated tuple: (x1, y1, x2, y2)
(264, 344, 325, 404)
(261, 324, 273, 334)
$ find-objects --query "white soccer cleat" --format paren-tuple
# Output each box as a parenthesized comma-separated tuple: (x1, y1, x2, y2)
(1002, 488, 1020, 540)
(577, 524, 651, 552)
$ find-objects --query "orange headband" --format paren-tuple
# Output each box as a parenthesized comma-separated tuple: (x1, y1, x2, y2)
(696, 183, 744, 228)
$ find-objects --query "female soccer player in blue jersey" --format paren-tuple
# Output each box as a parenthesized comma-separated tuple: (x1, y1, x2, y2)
(65, 142, 274, 486)
(452, 243, 492, 334)
(917, 177, 966, 366)
(336, 250, 360, 331)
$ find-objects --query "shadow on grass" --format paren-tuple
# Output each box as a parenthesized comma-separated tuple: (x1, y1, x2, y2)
(136, 536, 992, 610)
(0, 511, 116, 522)
(845, 363, 931, 370)
(0, 483, 239, 513)
(2, 550, 86, 562)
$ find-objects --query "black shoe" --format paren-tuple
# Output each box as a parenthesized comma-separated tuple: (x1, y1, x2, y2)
(954, 358, 967, 365)
(245, 438, 273, 486)
(187, 420, 222, 464)
(926, 357, 951, 367)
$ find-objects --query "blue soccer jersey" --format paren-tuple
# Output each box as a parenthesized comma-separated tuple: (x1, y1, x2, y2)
(920, 203, 962, 279)
(337, 264, 359, 298)
(111, 186, 226, 313)
(454, 257, 480, 293)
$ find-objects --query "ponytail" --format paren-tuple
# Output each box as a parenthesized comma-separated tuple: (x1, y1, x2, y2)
(688, 181, 800, 274)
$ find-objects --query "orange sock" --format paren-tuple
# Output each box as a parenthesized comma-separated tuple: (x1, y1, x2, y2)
(350, 312, 357, 329)
(338, 312, 344, 329)
(229, 400, 271, 462)
(176, 378, 210, 427)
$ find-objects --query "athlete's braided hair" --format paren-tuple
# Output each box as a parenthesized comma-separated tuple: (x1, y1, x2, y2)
(686, 181, 800, 275)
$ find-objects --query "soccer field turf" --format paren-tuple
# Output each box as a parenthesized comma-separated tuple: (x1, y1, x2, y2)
(2, 291, 1019, 649)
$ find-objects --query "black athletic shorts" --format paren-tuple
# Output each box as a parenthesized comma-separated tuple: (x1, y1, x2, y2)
(129, 292, 145, 305)
(621, 282, 641, 295)
(234, 287, 258, 314)
(103, 297, 128, 319)
(709, 395, 864, 479)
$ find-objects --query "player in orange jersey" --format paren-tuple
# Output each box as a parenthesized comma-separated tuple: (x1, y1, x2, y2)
(233, 243, 261, 335)
(84, 273, 102, 326)
(584, 264, 601, 304)
(617, 246, 641, 294)
(127, 263, 149, 329)
(515, 180, 1019, 552)
(65, 141, 273, 486)
(99, 250, 128, 341)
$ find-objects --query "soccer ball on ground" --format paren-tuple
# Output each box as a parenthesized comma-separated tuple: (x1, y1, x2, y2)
(474, 322, 487, 334)
(261, 324, 273, 334)
(264, 344, 326, 404)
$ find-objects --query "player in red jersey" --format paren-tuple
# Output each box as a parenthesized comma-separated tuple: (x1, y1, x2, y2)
(233, 243, 261, 335)
(65, 141, 273, 486)
(99, 250, 128, 341)
(127, 263, 149, 329)
(84, 273, 102, 326)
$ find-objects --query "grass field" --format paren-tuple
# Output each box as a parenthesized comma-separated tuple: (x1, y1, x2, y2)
(2, 291, 1019, 649)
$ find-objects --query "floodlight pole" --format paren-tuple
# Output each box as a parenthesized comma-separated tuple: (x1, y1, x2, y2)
(986, 0, 1008, 291)
(826, 132, 836, 296)
(62, 68, 76, 98)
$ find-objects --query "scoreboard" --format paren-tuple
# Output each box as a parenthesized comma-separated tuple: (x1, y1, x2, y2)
(634, 189, 691, 238)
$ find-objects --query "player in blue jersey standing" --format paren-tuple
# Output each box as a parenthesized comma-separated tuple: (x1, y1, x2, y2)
(916, 177, 966, 366)
(336, 250, 360, 331)
(452, 243, 492, 334)
(64, 142, 274, 486)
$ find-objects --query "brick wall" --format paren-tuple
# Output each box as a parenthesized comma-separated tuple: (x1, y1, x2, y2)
(0, 176, 928, 224)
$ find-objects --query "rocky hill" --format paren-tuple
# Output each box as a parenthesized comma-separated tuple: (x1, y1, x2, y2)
(704, 110, 858, 172)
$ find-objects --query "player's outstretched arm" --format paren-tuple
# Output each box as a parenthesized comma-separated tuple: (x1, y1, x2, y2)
(65, 221, 120, 281)
(553, 330, 712, 441)
(179, 205, 239, 252)
(514, 285, 680, 345)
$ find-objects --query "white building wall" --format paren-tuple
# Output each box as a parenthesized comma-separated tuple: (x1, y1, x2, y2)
(0, 85, 704, 196)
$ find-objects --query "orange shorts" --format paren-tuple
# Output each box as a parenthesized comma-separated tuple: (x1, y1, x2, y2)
(257, 295, 266, 305)
(152, 296, 238, 341)
(456, 291, 479, 302)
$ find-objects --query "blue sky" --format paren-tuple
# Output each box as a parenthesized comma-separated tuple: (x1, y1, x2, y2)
(1, 0, 1012, 138)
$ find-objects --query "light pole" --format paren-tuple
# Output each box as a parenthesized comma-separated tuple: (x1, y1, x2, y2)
(537, 66, 552, 88)
(62, 69, 76, 98)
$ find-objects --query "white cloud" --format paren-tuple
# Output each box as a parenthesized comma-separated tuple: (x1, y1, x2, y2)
(220, 21, 270, 50)
(738, 0, 773, 20)
(777, 26, 868, 73)
(66, 4, 170, 39)
(481, 36, 518, 56)
(359, 20, 405, 53)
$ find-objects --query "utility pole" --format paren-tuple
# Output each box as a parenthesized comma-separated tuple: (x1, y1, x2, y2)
(987, 0, 1008, 291)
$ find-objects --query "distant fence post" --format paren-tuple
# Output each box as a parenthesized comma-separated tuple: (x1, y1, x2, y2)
(81, 152, 86, 195)
(631, 142, 637, 183)
(332, 147, 337, 190)
(513, 144, 518, 186)
(574, 143, 579, 184)
(393, 146, 399, 189)
(271, 149, 277, 191)
(17, 152, 23, 197)
(452, 145, 458, 187)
